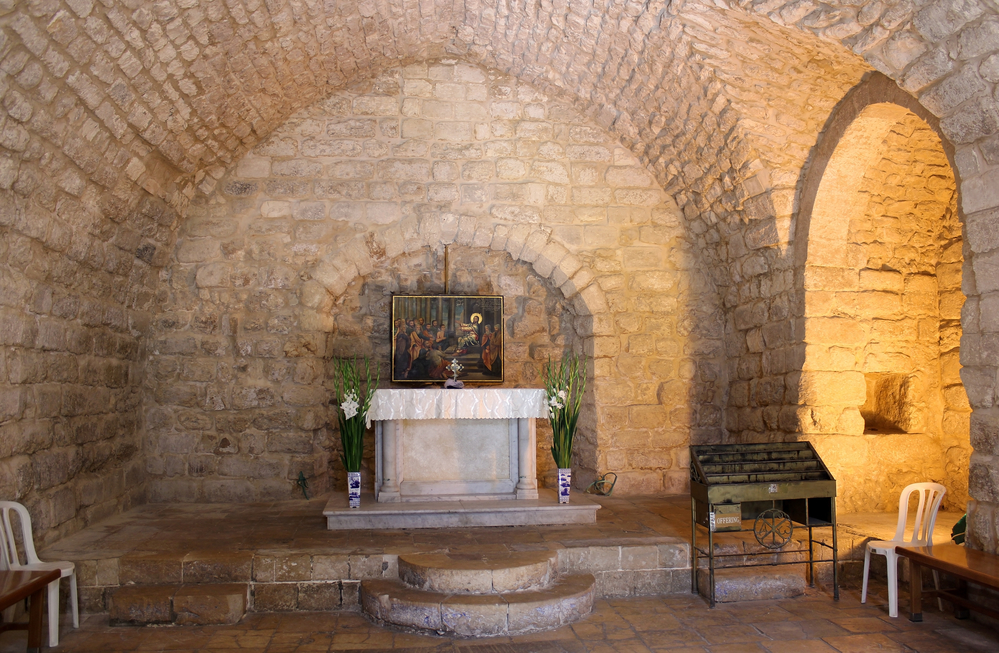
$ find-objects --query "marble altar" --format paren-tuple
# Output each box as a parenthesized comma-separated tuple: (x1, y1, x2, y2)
(369, 388, 548, 502)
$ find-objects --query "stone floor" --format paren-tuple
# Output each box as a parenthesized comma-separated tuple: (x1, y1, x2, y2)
(0, 495, 989, 652)
(2, 584, 998, 652)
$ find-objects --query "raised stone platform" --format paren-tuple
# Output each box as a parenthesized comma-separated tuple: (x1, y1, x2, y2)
(31, 494, 925, 627)
(324, 489, 600, 529)
(39, 495, 692, 622)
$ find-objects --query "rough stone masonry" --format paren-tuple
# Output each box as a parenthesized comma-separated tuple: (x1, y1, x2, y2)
(0, 0, 998, 563)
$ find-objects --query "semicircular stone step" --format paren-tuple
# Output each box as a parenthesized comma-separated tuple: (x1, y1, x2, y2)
(361, 573, 595, 637)
(398, 550, 557, 593)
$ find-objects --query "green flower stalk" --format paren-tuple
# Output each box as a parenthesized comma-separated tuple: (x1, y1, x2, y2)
(332, 357, 379, 473)
(544, 352, 587, 469)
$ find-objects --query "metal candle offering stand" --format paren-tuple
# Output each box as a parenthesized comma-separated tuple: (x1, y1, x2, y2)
(689, 442, 839, 607)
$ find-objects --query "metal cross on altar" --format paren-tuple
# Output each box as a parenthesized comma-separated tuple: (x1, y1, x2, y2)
(448, 358, 463, 381)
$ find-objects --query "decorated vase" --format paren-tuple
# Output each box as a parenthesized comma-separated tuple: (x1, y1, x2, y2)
(347, 471, 361, 509)
(558, 468, 572, 504)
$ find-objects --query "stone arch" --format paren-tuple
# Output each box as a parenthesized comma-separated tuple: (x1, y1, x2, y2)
(144, 59, 726, 501)
(794, 73, 960, 270)
(324, 243, 588, 489)
(792, 73, 970, 511)
(310, 221, 608, 321)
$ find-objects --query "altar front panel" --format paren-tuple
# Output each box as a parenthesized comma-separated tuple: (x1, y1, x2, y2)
(398, 418, 517, 497)
(371, 388, 545, 503)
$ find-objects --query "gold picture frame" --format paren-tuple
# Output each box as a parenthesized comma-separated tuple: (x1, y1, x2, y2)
(391, 295, 504, 384)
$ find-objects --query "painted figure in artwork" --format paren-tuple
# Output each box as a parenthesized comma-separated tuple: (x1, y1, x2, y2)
(394, 319, 410, 375)
(458, 313, 483, 348)
(391, 296, 503, 383)
(483, 323, 502, 376)
(481, 324, 494, 370)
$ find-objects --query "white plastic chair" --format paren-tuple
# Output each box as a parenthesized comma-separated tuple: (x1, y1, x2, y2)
(0, 501, 79, 646)
(861, 482, 946, 618)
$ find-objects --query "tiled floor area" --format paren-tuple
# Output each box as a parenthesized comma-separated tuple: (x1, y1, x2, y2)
(2, 584, 997, 652)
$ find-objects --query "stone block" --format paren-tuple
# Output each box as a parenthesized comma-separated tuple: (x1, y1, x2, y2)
(109, 585, 175, 625)
(620, 545, 659, 570)
(297, 582, 342, 611)
(349, 554, 388, 579)
(441, 594, 508, 636)
(353, 96, 397, 115)
(119, 552, 184, 584)
(559, 546, 619, 573)
(360, 580, 442, 630)
(79, 586, 110, 614)
(236, 157, 270, 178)
(505, 574, 594, 631)
(342, 581, 361, 610)
(973, 249, 999, 294)
(859, 268, 903, 292)
(791, 370, 866, 405)
(175, 239, 220, 263)
(696, 567, 805, 602)
(174, 583, 247, 625)
(183, 551, 253, 583)
(312, 554, 350, 580)
(252, 583, 298, 612)
(595, 569, 672, 597)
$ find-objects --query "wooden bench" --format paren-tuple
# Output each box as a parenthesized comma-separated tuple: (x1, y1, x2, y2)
(896, 543, 999, 622)
(0, 568, 61, 653)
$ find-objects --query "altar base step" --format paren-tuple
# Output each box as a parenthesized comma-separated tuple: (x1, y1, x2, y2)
(360, 550, 595, 636)
(324, 489, 599, 530)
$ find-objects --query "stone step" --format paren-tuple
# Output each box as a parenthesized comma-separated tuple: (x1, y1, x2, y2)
(696, 566, 806, 603)
(118, 551, 253, 585)
(399, 550, 557, 593)
(109, 584, 247, 626)
(360, 573, 595, 637)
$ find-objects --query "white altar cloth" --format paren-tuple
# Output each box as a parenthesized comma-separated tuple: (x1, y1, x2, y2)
(367, 388, 548, 427)
(370, 388, 547, 503)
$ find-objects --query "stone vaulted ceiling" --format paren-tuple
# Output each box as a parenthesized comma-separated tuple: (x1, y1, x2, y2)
(1, 0, 873, 255)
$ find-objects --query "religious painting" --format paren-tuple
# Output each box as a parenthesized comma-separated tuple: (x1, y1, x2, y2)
(391, 295, 504, 384)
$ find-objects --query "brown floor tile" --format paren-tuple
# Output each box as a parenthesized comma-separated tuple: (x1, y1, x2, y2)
(708, 644, 768, 653)
(886, 630, 966, 653)
(624, 613, 682, 631)
(581, 639, 653, 653)
(638, 628, 706, 648)
(822, 633, 909, 652)
(762, 641, 838, 653)
(695, 624, 767, 645)
(826, 616, 899, 634)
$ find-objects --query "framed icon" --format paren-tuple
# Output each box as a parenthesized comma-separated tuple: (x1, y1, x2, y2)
(391, 295, 504, 383)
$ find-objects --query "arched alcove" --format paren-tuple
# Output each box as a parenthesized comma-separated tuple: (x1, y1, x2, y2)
(325, 245, 584, 492)
(143, 59, 726, 503)
(794, 79, 970, 512)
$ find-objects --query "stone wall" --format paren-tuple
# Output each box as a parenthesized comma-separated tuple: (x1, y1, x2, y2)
(145, 61, 726, 501)
(0, 191, 172, 546)
(2, 0, 999, 557)
(802, 112, 968, 512)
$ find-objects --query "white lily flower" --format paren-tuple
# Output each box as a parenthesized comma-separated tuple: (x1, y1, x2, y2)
(341, 392, 360, 419)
